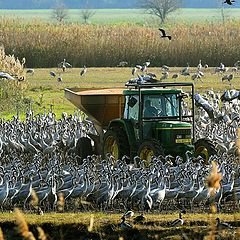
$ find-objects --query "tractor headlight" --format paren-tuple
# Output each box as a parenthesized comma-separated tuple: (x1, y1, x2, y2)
(176, 135, 183, 139)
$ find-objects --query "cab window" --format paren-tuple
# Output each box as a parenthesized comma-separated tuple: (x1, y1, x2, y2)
(143, 94, 180, 117)
(124, 95, 139, 120)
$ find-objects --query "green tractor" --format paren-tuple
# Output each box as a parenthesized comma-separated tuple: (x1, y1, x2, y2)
(65, 82, 216, 163)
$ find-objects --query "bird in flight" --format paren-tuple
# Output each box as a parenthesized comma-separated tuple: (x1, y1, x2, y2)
(159, 28, 171, 40)
(224, 0, 235, 5)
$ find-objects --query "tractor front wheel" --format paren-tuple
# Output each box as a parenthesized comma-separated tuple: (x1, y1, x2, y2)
(194, 138, 217, 163)
(103, 129, 130, 161)
(137, 140, 165, 164)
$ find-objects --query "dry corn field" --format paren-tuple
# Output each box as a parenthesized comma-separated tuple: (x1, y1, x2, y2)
(0, 17, 240, 68)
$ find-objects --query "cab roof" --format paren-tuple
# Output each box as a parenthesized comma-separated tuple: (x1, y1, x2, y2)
(123, 88, 182, 95)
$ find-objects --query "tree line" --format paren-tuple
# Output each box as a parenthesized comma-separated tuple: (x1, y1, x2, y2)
(0, 0, 238, 10)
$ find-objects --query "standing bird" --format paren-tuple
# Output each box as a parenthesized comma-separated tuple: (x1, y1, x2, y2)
(37, 206, 44, 215)
(135, 64, 147, 73)
(192, 72, 202, 82)
(222, 73, 234, 83)
(159, 28, 172, 40)
(181, 63, 190, 75)
(160, 71, 169, 81)
(144, 60, 150, 67)
(182, 72, 190, 78)
(224, 0, 235, 5)
(216, 217, 233, 230)
(219, 62, 225, 70)
(50, 71, 56, 77)
(172, 73, 179, 80)
(132, 67, 137, 76)
(62, 65, 66, 72)
(26, 69, 35, 75)
(120, 216, 132, 229)
(197, 60, 202, 71)
(162, 65, 170, 71)
(234, 60, 240, 68)
(80, 65, 87, 76)
(123, 209, 134, 219)
(169, 210, 186, 227)
(58, 59, 72, 71)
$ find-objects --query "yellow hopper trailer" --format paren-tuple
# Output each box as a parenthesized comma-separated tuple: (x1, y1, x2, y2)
(64, 87, 125, 157)
(64, 87, 124, 129)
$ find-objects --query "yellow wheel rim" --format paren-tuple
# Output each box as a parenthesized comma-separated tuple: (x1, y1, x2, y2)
(104, 136, 119, 160)
(195, 146, 209, 163)
(139, 146, 154, 166)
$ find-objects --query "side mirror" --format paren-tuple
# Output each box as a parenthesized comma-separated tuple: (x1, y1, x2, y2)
(128, 96, 138, 108)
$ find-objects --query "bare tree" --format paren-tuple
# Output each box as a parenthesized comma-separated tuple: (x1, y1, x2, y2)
(80, 2, 96, 24)
(80, 9, 96, 24)
(51, 1, 69, 23)
(140, 0, 181, 24)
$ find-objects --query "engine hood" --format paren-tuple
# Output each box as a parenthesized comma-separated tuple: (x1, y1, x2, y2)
(156, 121, 192, 129)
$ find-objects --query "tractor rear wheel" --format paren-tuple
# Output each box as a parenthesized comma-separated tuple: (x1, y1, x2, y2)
(138, 140, 165, 164)
(194, 138, 217, 163)
(103, 129, 130, 161)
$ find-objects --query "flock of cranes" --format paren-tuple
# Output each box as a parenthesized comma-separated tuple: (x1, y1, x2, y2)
(130, 60, 240, 84)
(128, 59, 240, 86)
(23, 59, 240, 85)
(25, 59, 87, 82)
(126, 59, 240, 85)
(0, 87, 240, 217)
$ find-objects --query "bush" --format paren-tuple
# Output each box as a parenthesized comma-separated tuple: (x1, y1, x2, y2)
(0, 44, 27, 113)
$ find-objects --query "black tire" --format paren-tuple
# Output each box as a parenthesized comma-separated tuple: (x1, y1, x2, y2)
(137, 140, 165, 163)
(76, 137, 93, 160)
(103, 128, 130, 161)
(194, 138, 217, 163)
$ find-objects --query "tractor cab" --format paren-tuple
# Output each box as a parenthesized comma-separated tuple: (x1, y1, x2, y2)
(121, 83, 195, 161)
